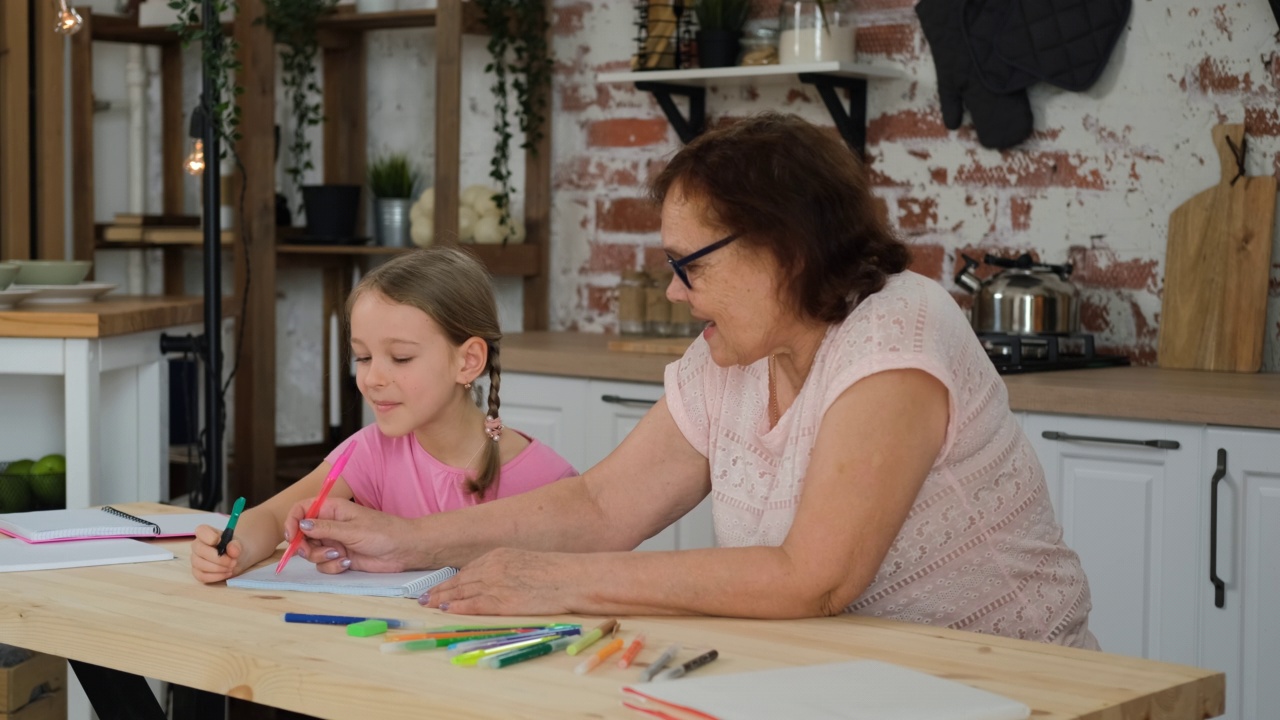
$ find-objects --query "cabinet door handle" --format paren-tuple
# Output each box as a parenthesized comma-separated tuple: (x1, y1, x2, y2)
(601, 394, 658, 407)
(1209, 447, 1227, 610)
(1039, 431, 1180, 450)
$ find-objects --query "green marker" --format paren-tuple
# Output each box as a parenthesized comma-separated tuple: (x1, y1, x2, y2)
(481, 637, 574, 669)
(347, 619, 388, 637)
(216, 497, 246, 556)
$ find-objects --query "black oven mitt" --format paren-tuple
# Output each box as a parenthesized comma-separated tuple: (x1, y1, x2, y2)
(916, 0, 1034, 149)
(963, 0, 1037, 94)
(994, 0, 1132, 92)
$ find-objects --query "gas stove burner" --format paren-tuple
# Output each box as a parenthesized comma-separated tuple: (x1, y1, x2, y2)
(979, 332, 1130, 374)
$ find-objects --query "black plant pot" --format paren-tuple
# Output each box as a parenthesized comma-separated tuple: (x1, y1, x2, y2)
(302, 184, 362, 240)
(696, 29, 740, 69)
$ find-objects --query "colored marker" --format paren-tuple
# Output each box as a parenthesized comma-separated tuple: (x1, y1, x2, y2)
(481, 637, 574, 669)
(653, 649, 719, 681)
(638, 643, 681, 683)
(565, 618, 618, 656)
(575, 637, 624, 675)
(618, 634, 646, 669)
(216, 496, 246, 556)
(450, 636, 557, 666)
(277, 440, 358, 574)
(282, 613, 427, 630)
(446, 627, 581, 656)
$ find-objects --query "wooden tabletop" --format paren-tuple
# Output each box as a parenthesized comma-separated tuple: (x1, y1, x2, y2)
(503, 332, 1280, 429)
(0, 504, 1224, 720)
(0, 296, 205, 339)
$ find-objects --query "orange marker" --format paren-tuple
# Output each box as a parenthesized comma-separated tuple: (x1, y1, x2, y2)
(617, 633, 646, 669)
(574, 637, 624, 675)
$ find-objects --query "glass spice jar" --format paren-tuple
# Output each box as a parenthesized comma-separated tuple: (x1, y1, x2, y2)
(739, 25, 780, 66)
(618, 270, 650, 336)
(779, 0, 856, 65)
(645, 271, 674, 337)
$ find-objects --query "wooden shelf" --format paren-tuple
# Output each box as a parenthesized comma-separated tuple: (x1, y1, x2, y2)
(316, 6, 486, 33)
(275, 242, 541, 276)
(596, 61, 906, 86)
(87, 13, 233, 45)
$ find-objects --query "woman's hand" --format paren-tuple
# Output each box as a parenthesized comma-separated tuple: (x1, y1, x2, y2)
(189, 524, 250, 584)
(419, 547, 577, 616)
(287, 498, 421, 574)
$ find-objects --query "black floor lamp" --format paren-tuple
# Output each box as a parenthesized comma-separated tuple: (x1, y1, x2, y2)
(160, 0, 224, 514)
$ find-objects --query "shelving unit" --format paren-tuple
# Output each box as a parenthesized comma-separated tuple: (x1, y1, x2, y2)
(71, 1, 554, 508)
(596, 61, 906, 154)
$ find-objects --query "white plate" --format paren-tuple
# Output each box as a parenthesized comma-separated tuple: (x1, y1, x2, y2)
(11, 283, 119, 304)
(0, 287, 40, 309)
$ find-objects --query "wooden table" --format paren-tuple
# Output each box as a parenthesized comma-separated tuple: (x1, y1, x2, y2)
(0, 504, 1224, 720)
(0, 297, 203, 509)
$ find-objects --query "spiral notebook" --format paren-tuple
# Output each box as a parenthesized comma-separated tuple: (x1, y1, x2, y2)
(0, 507, 227, 544)
(0, 537, 175, 572)
(227, 561, 458, 598)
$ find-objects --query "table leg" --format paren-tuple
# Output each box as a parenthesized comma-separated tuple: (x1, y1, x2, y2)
(63, 338, 99, 508)
(67, 661, 167, 720)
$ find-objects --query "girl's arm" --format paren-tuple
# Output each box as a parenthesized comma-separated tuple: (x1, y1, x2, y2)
(190, 462, 353, 583)
(421, 368, 949, 618)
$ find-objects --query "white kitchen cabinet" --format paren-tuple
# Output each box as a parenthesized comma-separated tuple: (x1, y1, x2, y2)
(1198, 427, 1280, 720)
(1024, 413, 1204, 664)
(502, 372, 714, 550)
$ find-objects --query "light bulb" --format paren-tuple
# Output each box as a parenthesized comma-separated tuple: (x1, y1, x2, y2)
(184, 139, 206, 176)
(53, 0, 83, 35)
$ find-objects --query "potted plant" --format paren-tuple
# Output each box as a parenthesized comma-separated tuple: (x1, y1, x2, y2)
(368, 153, 420, 248)
(260, 0, 362, 240)
(475, 0, 552, 244)
(694, 0, 752, 68)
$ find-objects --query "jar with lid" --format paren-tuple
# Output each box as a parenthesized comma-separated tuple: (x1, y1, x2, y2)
(739, 25, 779, 66)
(645, 271, 674, 337)
(617, 270, 650, 336)
(779, 0, 856, 65)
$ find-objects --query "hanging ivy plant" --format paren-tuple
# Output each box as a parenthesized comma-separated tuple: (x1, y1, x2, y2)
(259, 0, 338, 214)
(167, 0, 243, 155)
(476, 0, 552, 244)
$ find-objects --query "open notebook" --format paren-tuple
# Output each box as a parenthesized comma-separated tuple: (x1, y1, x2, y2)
(228, 561, 457, 598)
(0, 537, 174, 572)
(622, 660, 1031, 720)
(0, 507, 227, 543)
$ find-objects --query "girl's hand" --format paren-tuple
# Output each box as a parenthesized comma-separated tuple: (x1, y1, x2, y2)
(418, 548, 576, 616)
(189, 524, 248, 584)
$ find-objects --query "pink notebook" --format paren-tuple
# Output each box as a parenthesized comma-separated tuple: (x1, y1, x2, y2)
(0, 507, 226, 543)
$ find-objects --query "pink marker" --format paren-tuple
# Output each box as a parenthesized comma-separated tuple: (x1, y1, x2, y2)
(275, 440, 358, 574)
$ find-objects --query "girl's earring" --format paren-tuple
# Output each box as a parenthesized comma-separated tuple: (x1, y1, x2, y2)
(463, 382, 473, 390)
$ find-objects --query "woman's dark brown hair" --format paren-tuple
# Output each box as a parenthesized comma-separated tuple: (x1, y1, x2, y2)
(347, 247, 505, 499)
(649, 112, 910, 323)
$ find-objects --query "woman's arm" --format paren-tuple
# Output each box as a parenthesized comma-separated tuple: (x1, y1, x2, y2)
(423, 368, 949, 618)
(292, 396, 713, 573)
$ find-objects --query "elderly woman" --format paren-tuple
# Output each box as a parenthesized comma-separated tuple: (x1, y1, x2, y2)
(290, 112, 1098, 649)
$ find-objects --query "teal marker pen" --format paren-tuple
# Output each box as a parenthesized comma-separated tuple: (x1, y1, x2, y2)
(217, 497, 246, 556)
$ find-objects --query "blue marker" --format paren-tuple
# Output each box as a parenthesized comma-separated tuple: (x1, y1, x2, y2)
(283, 612, 428, 630)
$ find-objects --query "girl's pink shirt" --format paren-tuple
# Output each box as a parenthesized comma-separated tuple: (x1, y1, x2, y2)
(324, 424, 577, 517)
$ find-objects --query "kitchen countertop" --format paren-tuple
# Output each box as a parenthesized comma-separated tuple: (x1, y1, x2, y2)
(0, 296, 205, 339)
(503, 332, 1280, 430)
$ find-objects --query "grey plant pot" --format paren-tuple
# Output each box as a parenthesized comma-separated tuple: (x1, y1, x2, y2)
(373, 197, 414, 248)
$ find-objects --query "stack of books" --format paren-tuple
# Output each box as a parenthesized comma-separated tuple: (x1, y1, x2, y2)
(101, 214, 232, 245)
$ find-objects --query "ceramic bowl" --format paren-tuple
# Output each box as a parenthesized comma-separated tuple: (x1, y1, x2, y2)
(0, 263, 17, 291)
(12, 260, 92, 286)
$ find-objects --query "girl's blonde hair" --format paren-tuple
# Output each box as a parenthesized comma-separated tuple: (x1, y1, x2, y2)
(347, 247, 505, 498)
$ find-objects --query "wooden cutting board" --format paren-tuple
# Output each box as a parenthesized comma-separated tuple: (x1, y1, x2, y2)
(1158, 124, 1277, 372)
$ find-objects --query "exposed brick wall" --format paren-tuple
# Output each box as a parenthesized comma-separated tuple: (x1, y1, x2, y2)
(547, 0, 1280, 370)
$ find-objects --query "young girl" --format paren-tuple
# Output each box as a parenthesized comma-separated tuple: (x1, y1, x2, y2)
(190, 247, 577, 582)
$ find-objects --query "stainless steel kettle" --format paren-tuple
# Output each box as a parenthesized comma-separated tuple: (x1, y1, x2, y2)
(954, 253, 1080, 335)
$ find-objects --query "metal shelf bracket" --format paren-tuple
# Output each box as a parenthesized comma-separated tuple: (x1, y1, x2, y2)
(797, 72, 867, 157)
(634, 81, 705, 144)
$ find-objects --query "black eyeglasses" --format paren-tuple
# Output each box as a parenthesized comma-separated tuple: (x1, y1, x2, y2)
(666, 233, 741, 289)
